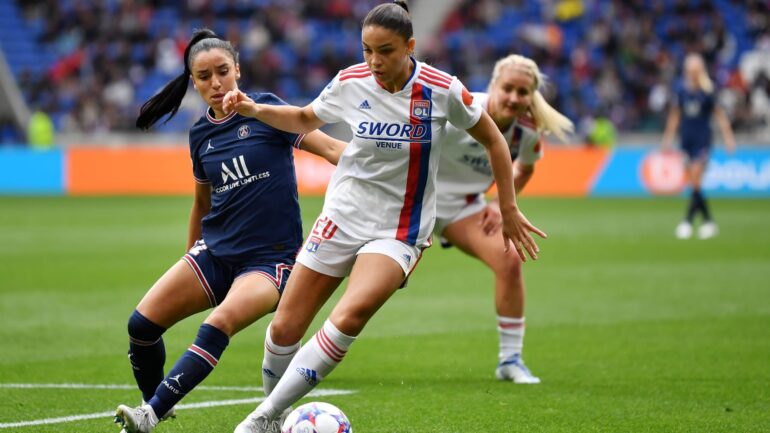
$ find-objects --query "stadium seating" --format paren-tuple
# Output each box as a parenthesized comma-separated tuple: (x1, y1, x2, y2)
(0, 0, 767, 135)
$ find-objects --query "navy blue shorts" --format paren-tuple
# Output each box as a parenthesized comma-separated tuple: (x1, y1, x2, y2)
(181, 239, 294, 307)
(680, 136, 712, 162)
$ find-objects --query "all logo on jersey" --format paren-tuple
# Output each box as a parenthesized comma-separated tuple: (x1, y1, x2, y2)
(215, 155, 271, 194)
(684, 100, 701, 117)
(221, 155, 251, 183)
(411, 100, 431, 120)
(206, 139, 214, 152)
(237, 125, 251, 139)
(358, 100, 372, 109)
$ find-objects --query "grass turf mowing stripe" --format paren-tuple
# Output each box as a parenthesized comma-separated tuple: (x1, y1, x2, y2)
(0, 383, 266, 392)
(0, 388, 355, 429)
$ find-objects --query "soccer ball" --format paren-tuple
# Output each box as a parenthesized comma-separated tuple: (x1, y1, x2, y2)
(281, 402, 352, 433)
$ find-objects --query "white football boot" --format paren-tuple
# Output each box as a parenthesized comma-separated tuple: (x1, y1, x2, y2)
(142, 400, 176, 421)
(495, 354, 541, 384)
(675, 221, 693, 239)
(234, 409, 281, 433)
(698, 221, 719, 239)
(114, 404, 158, 433)
(277, 406, 293, 430)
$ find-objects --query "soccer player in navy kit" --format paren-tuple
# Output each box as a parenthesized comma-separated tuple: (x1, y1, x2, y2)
(114, 29, 345, 433)
(662, 53, 735, 240)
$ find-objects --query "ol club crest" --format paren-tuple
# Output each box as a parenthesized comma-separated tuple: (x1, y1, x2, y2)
(306, 236, 322, 253)
(411, 100, 431, 120)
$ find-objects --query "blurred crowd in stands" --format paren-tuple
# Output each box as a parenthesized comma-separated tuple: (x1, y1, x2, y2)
(430, 0, 770, 142)
(4, 0, 770, 141)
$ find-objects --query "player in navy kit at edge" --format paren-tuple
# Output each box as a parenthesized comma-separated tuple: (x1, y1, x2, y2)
(662, 53, 735, 240)
(223, 3, 545, 432)
(114, 29, 345, 433)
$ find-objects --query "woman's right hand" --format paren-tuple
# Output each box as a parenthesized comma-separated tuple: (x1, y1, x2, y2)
(500, 204, 546, 262)
(222, 89, 258, 118)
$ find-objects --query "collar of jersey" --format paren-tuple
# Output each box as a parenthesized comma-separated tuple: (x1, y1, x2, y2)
(206, 108, 237, 124)
(374, 56, 418, 94)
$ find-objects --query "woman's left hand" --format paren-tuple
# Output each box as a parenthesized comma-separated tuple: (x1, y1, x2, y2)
(479, 203, 502, 236)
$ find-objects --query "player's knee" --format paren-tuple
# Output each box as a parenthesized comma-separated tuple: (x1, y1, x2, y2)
(127, 309, 166, 342)
(329, 309, 370, 336)
(203, 311, 236, 337)
(269, 315, 303, 346)
(491, 254, 522, 281)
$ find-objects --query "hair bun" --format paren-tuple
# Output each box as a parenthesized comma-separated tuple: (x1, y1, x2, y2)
(393, 0, 409, 13)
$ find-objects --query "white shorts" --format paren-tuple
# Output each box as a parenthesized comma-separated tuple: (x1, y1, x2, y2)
(433, 192, 487, 236)
(297, 214, 425, 279)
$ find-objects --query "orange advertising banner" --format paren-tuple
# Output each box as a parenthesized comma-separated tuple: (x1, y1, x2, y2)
(66, 147, 336, 196)
(65, 145, 608, 197)
(293, 150, 336, 195)
(68, 147, 194, 195)
(520, 145, 609, 196)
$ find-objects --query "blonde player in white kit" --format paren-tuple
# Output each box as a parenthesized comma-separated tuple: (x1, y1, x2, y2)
(435, 54, 573, 384)
(222, 3, 545, 432)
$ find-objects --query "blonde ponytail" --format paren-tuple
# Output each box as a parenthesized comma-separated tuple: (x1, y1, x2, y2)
(489, 54, 574, 141)
(530, 89, 574, 141)
(684, 53, 714, 94)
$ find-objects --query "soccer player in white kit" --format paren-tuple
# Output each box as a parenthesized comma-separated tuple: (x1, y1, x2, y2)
(434, 54, 574, 384)
(223, 3, 545, 432)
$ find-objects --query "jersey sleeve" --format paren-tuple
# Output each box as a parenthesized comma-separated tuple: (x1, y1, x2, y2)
(188, 131, 210, 184)
(446, 79, 483, 130)
(517, 132, 544, 165)
(253, 92, 306, 148)
(311, 73, 344, 124)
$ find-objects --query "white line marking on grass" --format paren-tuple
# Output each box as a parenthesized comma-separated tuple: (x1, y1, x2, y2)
(0, 383, 265, 392)
(0, 388, 355, 429)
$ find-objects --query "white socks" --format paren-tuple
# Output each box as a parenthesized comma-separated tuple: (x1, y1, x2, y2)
(262, 323, 300, 396)
(259, 319, 355, 418)
(497, 316, 525, 362)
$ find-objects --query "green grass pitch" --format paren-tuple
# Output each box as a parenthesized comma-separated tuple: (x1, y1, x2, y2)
(1, 196, 768, 432)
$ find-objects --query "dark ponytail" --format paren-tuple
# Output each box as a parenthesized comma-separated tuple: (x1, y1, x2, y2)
(135, 29, 219, 130)
(363, 1, 413, 42)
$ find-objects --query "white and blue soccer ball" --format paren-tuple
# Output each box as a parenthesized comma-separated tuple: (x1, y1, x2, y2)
(281, 402, 352, 433)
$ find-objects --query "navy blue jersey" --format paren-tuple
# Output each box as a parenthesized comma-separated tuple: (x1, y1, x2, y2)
(189, 92, 305, 265)
(675, 82, 715, 144)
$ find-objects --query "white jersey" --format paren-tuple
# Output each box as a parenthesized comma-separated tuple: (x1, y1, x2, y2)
(311, 59, 483, 247)
(436, 92, 543, 211)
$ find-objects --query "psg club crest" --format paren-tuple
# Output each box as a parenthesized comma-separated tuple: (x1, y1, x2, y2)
(306, 236, 322, 253)
(237, 125, 251, 139)
(411, 100, 431, 120)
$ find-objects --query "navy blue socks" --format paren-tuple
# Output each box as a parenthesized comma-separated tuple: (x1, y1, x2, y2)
(127, 310, 167, 402)
(148, 323, 230, 417)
